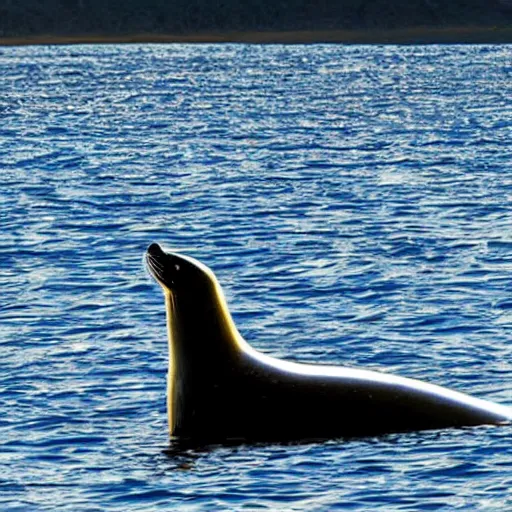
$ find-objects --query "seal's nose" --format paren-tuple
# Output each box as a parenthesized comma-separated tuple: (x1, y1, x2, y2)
(147, 243, 164, 257)
(146, 243, 167, 283)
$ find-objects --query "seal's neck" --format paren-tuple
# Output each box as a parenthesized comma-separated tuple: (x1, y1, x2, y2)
(163, 279, 249, 436)
(164, 279, 247, 364)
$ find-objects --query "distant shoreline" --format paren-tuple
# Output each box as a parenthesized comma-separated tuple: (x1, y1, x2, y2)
(1, 26, 512, 46)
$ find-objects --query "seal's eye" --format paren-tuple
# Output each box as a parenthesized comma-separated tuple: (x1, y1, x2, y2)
(174, 264, 180, 271)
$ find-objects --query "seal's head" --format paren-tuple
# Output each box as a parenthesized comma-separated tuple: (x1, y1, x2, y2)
(146, 243, 224, 308)
(146, 243, 215, 295)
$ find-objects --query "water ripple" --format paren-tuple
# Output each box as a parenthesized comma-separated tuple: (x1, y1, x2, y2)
(1, 43, 511, 511)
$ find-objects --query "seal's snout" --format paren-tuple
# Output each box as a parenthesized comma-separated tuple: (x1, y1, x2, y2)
(146, 242, 167, 284)
(147, 242, 164, 258)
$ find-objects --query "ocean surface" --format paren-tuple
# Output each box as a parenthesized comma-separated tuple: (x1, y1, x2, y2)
(1, 43, 511, 511)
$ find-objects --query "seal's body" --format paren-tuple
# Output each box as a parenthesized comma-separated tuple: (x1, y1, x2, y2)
(146, 243, 511, 443)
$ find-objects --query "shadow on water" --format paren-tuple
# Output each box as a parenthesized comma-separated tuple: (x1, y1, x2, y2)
(160, 436, 340, 470)
(159, 423, 506, 469)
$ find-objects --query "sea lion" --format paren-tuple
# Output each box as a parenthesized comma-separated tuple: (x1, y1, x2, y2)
(146, 243, 511, 443)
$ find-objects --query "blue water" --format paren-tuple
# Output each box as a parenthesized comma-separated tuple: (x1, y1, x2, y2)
(1, 43, 511, 511)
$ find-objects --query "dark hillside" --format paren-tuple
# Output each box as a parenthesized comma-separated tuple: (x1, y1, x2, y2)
(1, 0, 511, 43)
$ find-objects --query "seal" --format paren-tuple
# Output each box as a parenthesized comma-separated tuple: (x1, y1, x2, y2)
(146, 243, 512, 443)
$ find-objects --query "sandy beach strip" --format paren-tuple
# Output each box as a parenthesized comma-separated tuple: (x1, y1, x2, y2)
(1, 26, 512, 46)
